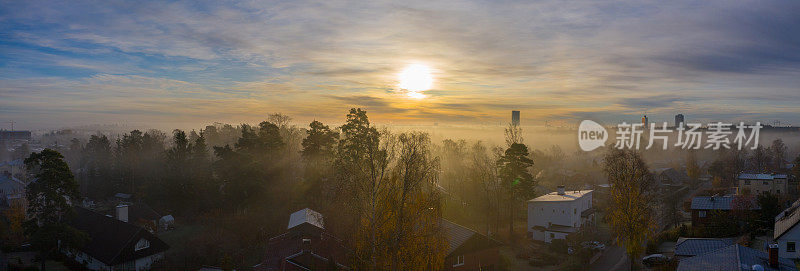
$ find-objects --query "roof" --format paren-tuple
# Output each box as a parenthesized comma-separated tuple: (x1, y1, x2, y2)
(440, 219, 501, 256)
(674, 238, 737, 257)
(738, 173, 788, 180)
(288, 208, 324, 230)
(774, 199, 800, 240)
(690, 196, 759, 211)
(529, 190, 592, 202)
(676, 244, 796, 271)
(257, 210, 350, 271)
(129, 202, 161, 221)
(69, 207, 169, 265)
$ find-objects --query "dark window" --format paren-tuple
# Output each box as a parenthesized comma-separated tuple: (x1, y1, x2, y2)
(788, 242, 796, 252)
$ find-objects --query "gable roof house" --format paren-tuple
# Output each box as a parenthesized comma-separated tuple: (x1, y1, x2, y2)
(64, 207, 169, 271)
(690, 195, 759, 230)
(254, 208, 351, 271)
(774, 199, 800, 259)
(677, 244, 796, 271)
(674, 238, 737, 259)
(0, 171, 26, 210)
(441, 219, 502, 271)
(654, 168, 690, 187)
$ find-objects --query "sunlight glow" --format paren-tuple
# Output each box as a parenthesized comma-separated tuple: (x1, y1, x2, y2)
(399, 64, 433, 98)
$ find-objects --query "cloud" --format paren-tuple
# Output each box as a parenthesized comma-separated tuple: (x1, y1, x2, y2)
(0, 0, 799, 129)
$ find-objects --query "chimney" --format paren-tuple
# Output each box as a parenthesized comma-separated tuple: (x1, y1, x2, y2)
(116, 204, 129, 223)
(769, 243, 779, 268)
(557, 185, 566, 195)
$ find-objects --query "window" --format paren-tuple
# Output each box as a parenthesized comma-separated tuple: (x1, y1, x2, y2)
(550, 233, 555, 239)
(745, 180, 751, 185)
(778, 190, 781, 194)
(789, 242, 796, 252)
(763, 181, 769, 185)
(699, 211, 707, 218)
(574, 208, 577, 214)
(453, 255, 465, 267)
(134, 239, 150, 251)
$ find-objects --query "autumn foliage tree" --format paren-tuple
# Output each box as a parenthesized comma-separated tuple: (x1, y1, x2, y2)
(603, 148, 656, 265)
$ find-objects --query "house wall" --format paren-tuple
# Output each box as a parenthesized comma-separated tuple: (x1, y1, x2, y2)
(544, 230, 570, 243)
(134, 252, 164, 270)
(444, 248, 500, 271)
(777, 225, 800, 259)
(527, 191, 593, 243)
(738, 177, 787, 195)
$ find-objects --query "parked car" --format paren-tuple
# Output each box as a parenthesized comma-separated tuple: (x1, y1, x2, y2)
(641, 254, 669, 267)
(580, 241, 606, 250)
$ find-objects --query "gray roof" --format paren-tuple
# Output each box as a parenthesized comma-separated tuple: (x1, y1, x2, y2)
(440, 219, 501, 256)
(690, 196, 759, 211)
(677, 244, 796, 271)
(738, 173, 788, 180)
(774, 199, 800, 240)
(675, 238, 737, 257)
(287, 208, 324, 230)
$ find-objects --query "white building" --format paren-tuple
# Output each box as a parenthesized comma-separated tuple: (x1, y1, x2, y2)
(527, 185, 594, 243)
(775, 199, 800, 259)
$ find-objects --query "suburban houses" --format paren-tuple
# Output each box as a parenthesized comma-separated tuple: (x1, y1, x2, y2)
(527, 185, 594, 243)
(775, 199, 800, 260)
(64, 207, 169, 270)
(738, 173, 790, 196)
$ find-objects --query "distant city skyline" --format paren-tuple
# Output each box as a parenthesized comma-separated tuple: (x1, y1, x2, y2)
(1, 1, 799, 130)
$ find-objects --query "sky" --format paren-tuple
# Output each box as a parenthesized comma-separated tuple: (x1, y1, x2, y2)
(1, 0, 799, 130)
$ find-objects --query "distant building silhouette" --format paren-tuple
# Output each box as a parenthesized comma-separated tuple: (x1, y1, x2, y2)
(675, 114, 685, 128)
(0, 130, 31, 141)
(511, 110, 520, 126)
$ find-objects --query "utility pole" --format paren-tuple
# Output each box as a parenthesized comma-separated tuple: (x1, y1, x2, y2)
(5, 121, 15, 131)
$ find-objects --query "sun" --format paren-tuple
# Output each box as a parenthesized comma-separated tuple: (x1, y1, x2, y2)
(398, 64, 433, 98)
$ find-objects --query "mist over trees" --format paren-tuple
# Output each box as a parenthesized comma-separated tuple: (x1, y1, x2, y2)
(8, 109, 800, 270)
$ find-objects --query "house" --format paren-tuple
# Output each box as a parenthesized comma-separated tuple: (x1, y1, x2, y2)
(737, 173, 789, 196)
(441, 219, 502, 271)
(527, 185, 594, 243)
(689, 195, 759, 229)
(676, 244, 796, 271)
(254, 208, 351, 271)
(654, 168, 690, 187)
(774, 199, 800, 259)
(64, 207, 169, 271)
(0, 171, 26, 210)
(0, 159, 25, 180)
(673, 237, 736, 259)
(110, 202, 162, 233)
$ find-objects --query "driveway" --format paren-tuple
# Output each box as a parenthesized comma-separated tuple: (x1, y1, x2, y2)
(588, 245, 630, 271)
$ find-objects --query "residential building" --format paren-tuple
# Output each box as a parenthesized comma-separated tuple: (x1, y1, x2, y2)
(738, 173, 789, 196)
(774, 199, 800, 259)
(654, 168, 690, 187)
(676, 244, 796, 271)
(441, 219, 502, 271)
(690, 195, 759, 230)
(108, 202, 162, 234)
(527, 186, 594, 243)
(673, 238, 736, 259)
(65, 207, 169, 270)
(254, 208, 351, 271)
(0, 171, 26, 210)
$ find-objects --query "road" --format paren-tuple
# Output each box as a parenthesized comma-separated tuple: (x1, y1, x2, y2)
(588, 245, 630, 271)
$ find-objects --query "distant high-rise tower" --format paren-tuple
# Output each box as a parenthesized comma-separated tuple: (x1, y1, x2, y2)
(642, 115, 648, 128)
(512, 110, 520, 126)
(675, 114, 685, 128)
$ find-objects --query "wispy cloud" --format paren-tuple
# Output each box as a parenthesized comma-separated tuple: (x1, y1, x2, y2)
(0, 0, 799, 129)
